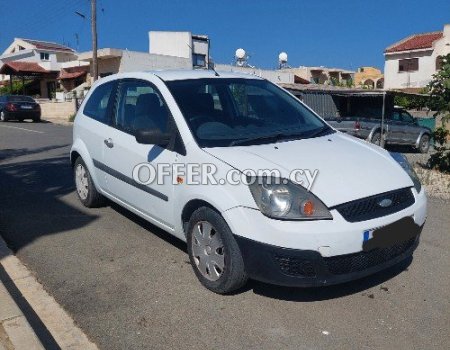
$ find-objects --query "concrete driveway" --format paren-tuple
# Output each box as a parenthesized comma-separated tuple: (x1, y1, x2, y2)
(0, 121, 449, 350)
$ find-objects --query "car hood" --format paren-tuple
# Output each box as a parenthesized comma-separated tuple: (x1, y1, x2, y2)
(204, 133, 413, 207)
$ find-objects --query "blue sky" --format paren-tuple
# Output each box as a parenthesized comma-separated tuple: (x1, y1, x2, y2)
(1, 0, 449, 70)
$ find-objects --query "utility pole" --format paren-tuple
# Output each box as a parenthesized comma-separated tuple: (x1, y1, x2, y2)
(91, 0, 98, 81)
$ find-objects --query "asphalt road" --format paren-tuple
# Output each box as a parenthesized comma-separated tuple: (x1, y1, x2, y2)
(0, 121, 449, 350)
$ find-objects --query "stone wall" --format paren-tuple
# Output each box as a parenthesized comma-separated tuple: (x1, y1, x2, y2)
(39, 101, 77, 124)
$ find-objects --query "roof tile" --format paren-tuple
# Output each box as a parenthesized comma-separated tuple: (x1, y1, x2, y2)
(385, 32, 443, 53)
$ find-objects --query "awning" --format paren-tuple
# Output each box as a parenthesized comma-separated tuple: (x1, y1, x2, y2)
(0, 61, 50, 76)
(58, 68, 88, 80)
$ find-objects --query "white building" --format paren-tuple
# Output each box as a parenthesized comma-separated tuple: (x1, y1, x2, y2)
(384, 24, 450, 90)
(281, 66, 355, 86)
(214, 64, 296, 84)
(149, 31, 209, 68)
(0, 32, 206, 98)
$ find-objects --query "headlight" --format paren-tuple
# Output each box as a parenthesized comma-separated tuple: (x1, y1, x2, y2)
(390, 152, 422, 193)
(248, 177, 332, 220)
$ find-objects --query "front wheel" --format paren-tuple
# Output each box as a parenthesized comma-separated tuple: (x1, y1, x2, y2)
(187, 207, 248, 294)
(418, 134, 430, 154)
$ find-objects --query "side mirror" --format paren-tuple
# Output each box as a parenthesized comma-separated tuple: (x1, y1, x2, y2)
(135, 128, 171, 147)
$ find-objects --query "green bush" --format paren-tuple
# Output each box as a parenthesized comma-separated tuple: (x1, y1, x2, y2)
(68, 113, 76, 122)
(427, 126, 450, 173)
(426, 54, 450, 173)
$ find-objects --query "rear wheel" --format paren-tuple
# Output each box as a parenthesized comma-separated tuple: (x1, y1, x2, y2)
(418, 134, 430, 154)
(32, 117, 41, 123)
(0, 111, 7, 122)
(74, 157, 104, 207)
(187, 207, 248, 294)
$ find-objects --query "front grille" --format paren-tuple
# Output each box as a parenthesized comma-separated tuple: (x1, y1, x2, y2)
(274, 255, 317, 277)
(333, 187, 415, 223)
(324, 237, 416, 275)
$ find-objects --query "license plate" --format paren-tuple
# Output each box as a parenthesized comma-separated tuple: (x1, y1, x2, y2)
(21, 105, 32, 109)
(362, 217, 420, 251)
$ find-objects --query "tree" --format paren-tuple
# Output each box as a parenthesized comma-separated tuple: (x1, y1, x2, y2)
(428, 53, 450, 123)
(427, 53, 450, 173)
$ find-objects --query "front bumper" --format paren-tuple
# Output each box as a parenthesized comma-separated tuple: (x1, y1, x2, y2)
(235, 232, 421, 287)
(224, 187, 426, 287)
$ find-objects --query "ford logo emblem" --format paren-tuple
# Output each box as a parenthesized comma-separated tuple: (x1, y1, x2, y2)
(378, 198, 393, 208)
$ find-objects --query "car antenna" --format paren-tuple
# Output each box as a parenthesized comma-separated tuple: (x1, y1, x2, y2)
(211, 66, 220, 77)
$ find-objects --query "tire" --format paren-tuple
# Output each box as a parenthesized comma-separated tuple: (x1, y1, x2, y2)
(418, 134, 430, 154)
(0, 111, 7, 122)
(371, 131, 381, 146)
(187, 207, 248, 294)
(32, 117, 41, 123)
(74, 157, 104, 207)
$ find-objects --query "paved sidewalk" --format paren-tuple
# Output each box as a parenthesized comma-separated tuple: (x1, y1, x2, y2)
(0, 238, 97, 350)
(0, 247, 44, 349)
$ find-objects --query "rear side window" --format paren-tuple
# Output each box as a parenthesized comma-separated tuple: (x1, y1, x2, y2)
(83, 82, 115, 123)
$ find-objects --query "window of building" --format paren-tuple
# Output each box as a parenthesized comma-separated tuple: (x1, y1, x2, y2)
(398, 58, 419, 72)
(193, 54, 206, 68)
(436, 56, 444, 71)
(83, 81, 115, 124)
(40, 52, 50, 61)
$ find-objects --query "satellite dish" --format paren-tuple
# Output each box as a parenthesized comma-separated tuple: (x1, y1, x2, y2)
(235, 48, 246, 60)
(279, 52, 288, 63)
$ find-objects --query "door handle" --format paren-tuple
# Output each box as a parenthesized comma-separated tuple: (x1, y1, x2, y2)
(104, 138, 114, 148)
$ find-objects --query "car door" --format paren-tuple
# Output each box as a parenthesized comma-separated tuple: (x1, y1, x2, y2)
(387, 110, 403, 143)
(101, 78, 178, 231)
(79, 80, 117, 190)
(400, 111, 420, 144)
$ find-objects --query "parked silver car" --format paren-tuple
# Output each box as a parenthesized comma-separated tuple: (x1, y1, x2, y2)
(325, 108, 431, 153)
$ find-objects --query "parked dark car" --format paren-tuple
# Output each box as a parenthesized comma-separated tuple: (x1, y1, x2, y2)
(325, 107, 431, 153)
(0, 95, 41, 122)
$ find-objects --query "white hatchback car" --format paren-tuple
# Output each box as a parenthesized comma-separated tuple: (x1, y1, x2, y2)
(71, 70, 427, 294)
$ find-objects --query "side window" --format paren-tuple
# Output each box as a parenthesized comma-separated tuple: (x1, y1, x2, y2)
(401, 112, 414, 124)
(391, 111, 401, 121)
(83, 82, 115, 124)
(115, 80, 169, 134)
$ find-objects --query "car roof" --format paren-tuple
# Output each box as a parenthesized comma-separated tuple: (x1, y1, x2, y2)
(99, 69, 265, 83)
(153, 69, 264, 82)
(5, 95, 34, 99)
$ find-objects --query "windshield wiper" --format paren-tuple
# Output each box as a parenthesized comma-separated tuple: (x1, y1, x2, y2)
(229, 132, 302, 146)
(307, 126, 333, 138)
(228, 127, 333, 147)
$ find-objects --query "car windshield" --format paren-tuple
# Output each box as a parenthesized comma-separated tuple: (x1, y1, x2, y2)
(8, 95, 35, 103)
(166, 78, 333, 147)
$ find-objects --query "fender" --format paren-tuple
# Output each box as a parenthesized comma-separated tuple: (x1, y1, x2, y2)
(414, 130, 430, 149)
(367, 124, 389, 142)
(70, 139, 102, 192)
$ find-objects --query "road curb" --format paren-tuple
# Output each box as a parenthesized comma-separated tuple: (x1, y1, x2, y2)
(0, 237, 98, 350)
